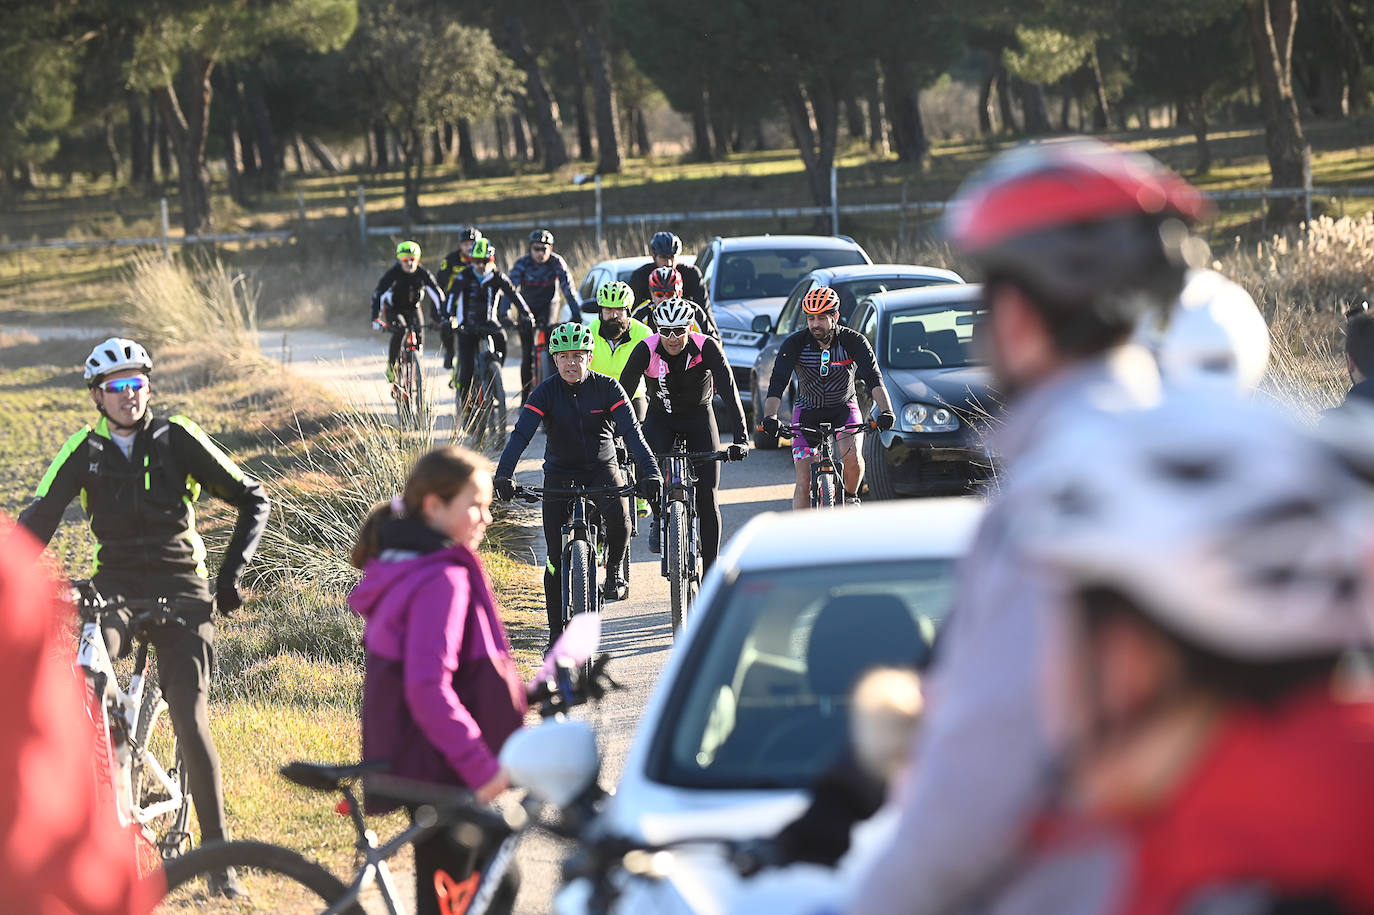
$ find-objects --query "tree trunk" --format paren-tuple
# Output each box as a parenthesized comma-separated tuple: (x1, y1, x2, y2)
(457, 119, 479, 174)
(632, 106, 651, 156)
(979, 70, 996, 134)
(154, 95, 172, 182)
(1248, 0, 1307, 224)
(782, 80, 838, 229)
(996, 65, 1019, 132)
(431, 128, 445, 165)
(566, 0, 622, 174)
(103, 110, 121, 184)
(511, 111, 530, 161)
(221, 113, 245, 206)
(867, 68, 888, 153)
(493, 117, 509, 161)
(709, 99, 732, 160)
(304, 136, 342, 173)
(1087, 46, 1110, 130)
(1180, 93, 1212, 175)
(371, 122, 389, 171)
(291, 135, 306, 174)
(691, 90, 714, 161)
(127, 92, 149, 185)
(399, 130, 421, 223)
(572, 67, 593, 161)
(151, 53, 215, 235)
(1019, 80, 1053, 134)
(243, 66, 279, 191)
(882, 60, 928, 163)
(502, 11, 569, 171)
(844, 93, 865, 139)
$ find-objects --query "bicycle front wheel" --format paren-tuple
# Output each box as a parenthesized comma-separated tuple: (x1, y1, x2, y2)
(483, 357, 507, 439)
(814, 469, 836, 509)
(159, 840, 362, 914)
(666, 502, 688, 634)
(134, 679, 192, 860)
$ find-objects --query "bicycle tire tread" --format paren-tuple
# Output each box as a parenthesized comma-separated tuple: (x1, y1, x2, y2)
(161, 840, 362, 914)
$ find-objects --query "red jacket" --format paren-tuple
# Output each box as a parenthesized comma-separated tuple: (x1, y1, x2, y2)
(0, 517, 159, 914)
(1114, 688, 1374, 915)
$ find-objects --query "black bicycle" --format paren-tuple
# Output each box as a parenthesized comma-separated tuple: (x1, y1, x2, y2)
(512, 481, 637, 681)
(653, 442, 729, 634)
(377, 316, 427, 430)
(455, 319, 508, 444)
(776, 420, 874, 508)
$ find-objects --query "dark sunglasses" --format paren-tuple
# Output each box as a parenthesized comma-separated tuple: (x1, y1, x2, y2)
(531, 245, 550, 253)
(660, 327, 689, 338)
(98, 376, 148, 394)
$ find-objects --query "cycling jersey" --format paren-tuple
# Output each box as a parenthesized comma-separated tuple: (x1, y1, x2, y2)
(496, 372, 658, 480)
(436, 251, 472, 294)
(19, 414, 270, 602)
(508, 252, 578, 324)
(620, 333, 748, 440)
(380, 285, 441, 325)
(631, 299, 720, 341)
(590, 318, 653, 398)
(767, 326, 882, 410)
(629, 261, 711, 312)
(447, 268, 533, 328)
(371, 262, 444, 323)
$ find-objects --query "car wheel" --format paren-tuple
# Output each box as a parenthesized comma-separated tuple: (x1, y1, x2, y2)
(751, 373, 780, 450)
(864, 427, 901, 501)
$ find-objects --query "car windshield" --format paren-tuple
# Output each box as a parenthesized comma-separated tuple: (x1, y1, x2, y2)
(885, 302, 987, 369)
(648, 559, 955, 790)
(833, 276, 956, 324)
(718, 249, 867, 299)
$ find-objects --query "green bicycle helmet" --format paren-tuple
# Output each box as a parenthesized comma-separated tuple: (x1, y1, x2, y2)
(396, 240, 421, 259)
(596, 281, 635, 310)
(548, 322, 594, 354)
(469, 237, 495, 261)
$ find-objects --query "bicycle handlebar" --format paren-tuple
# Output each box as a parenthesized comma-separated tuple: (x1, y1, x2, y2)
(776, 420, 875, 437)
(653, 450, 729, 463)
(67, 580, 195, 629)
(512, 483, 637, 503)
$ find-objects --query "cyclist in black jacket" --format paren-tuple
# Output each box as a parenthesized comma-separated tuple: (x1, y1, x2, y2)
(509, 228, 580, 399)
(370, 240, 444, 382)
(435, 226, 483, 370)
(631, 265, 720, 340)
(446, 238, 534, 404)
(19, 338, 270, 899)
(760, 286, 896, 509)
(628, 230, 714, 317)
(619, 298, 748, 573)
(494, 323, 660, 640)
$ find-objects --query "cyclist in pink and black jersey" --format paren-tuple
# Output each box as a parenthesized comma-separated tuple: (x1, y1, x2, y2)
(760, 286, 895, 509)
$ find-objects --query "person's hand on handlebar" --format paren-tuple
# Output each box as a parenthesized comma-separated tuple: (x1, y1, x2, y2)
(636, 475, 662, 502)
(726, 440, 749, 462)
(494, 477, 516, 502)
(876, 410, 895, 431)
(760, 415, 781, 438)
(371, 318, 387, 332)
(474, 767, 511, 804)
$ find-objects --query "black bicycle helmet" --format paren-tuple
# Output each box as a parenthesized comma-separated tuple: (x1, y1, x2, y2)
(458, 226, 482, 244)
(649, 231, 682, 257)
(529, 229, 554, 246)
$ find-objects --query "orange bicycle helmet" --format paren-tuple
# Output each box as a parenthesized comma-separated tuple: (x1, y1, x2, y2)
(801, 286, 841, 315)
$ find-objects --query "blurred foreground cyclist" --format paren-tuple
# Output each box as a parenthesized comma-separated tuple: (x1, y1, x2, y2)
(1018, 397, 1374, 914)
(848, 137, 1212, 914)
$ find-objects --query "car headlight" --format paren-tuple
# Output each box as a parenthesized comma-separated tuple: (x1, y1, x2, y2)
(900, 402, 960, 433)
(720, 328, 764, 347)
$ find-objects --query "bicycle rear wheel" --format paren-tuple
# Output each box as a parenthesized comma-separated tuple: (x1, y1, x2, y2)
(159, 839, 361, 914)
(666, 502, 688, 634)
(133, 677, 192, 860)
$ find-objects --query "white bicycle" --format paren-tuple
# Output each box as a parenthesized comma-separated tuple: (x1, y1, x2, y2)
(70, 580, 194, 867)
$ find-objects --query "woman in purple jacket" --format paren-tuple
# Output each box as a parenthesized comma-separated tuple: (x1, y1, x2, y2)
(349, 445, 526, 915)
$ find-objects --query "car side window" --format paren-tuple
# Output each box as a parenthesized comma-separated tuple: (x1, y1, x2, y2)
(778, 280, 812, 334)
(696, 246, 715, 295)
(858, 305, 878, 346)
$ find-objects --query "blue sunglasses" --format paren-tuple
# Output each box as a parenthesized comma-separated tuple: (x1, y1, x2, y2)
(98, 376, 147, 394)
(819, 349, 831, 377)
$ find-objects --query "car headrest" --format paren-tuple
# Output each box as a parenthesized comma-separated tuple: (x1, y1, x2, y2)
(891, 321, 930, 350)
(805, 593, 929, 697)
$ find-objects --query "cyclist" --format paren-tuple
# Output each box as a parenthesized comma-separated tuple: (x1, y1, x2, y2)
(632, 265, 719, 339)
(618, 297, 749, 573)
(1018, 398, 1374, 914)
(628, 230, 711, 315)
(509, 228, 580, 399)
(1339, 302, 1374, 407)
(590, 281, 653, 420)
(371, 240, 444, 383)
(759, 286, 895, 509)
(18, 337, 271, 900)
(847, 137, 1211, 915)
(1137, 268, 1270, 393)
(436, 227, 484, 371)
(446, 239, 533, 411)
(493, 323, 660, 640)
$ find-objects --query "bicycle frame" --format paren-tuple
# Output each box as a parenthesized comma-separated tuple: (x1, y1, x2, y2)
(779, 420, 871, 508)
(514, 483, 636, 623)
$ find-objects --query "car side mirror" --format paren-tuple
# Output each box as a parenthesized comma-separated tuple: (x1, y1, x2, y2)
(750, 314, 772, 334)
(580, 299, 598, 315)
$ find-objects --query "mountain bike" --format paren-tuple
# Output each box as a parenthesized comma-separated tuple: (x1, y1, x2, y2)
(531, 322, 553, 393)
(456, 320, 508, 444)
(653, 442, 728, 634)
(70, 580, 193, 871)
(512, 481, 636, 682)
(776, 420, 874, 508)
(378, 316, 427, 430)
(159, 616, 618, 915)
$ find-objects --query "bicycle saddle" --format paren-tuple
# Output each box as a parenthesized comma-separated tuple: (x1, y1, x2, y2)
(280, 760, 390, 792)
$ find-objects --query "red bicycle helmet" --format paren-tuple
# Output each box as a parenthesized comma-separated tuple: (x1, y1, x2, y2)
(801, 286, 841, 315)
(649, 265, 683, 297)
(946, 137, 1211, 314)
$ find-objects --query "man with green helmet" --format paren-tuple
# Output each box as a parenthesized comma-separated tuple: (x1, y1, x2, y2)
(590, 281, 653, 419)
(370, 240, 444, 383)
(495, 322, 661, 639)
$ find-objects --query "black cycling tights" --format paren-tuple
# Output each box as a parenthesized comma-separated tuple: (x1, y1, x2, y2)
(541, 468, 629, 642)
(387, 306, 425, 366)
(642, 407, 724, 573)
(101, 603, 227, 843)
(455, 324, 507, 402)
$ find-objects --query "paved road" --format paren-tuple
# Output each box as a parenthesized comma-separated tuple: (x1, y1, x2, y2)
(260, 329, 796, 913)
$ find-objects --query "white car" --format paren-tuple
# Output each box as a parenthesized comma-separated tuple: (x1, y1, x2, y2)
(567, 497, 985, 913)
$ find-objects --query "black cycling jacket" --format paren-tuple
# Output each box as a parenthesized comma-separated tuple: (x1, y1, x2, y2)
(508, 252, 578, 322)
(496, 372, 658, 480)
(767, 326, 883, 409)
(447, 269, 533, 327)
(630, 299, 720, 341)
(619, 334, 748, 441)
(370, 263, 444, 322)
(436, 251, 472, 294)
(629, 261, 711, 313)
(19, 413, 270, 601)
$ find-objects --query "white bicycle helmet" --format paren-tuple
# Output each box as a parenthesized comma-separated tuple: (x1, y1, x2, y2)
(1137, 269, 1270, 392)
(1022, 394, 1374, 660)
(654, 297, 695, 330)
(84, 337, 153, 386)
